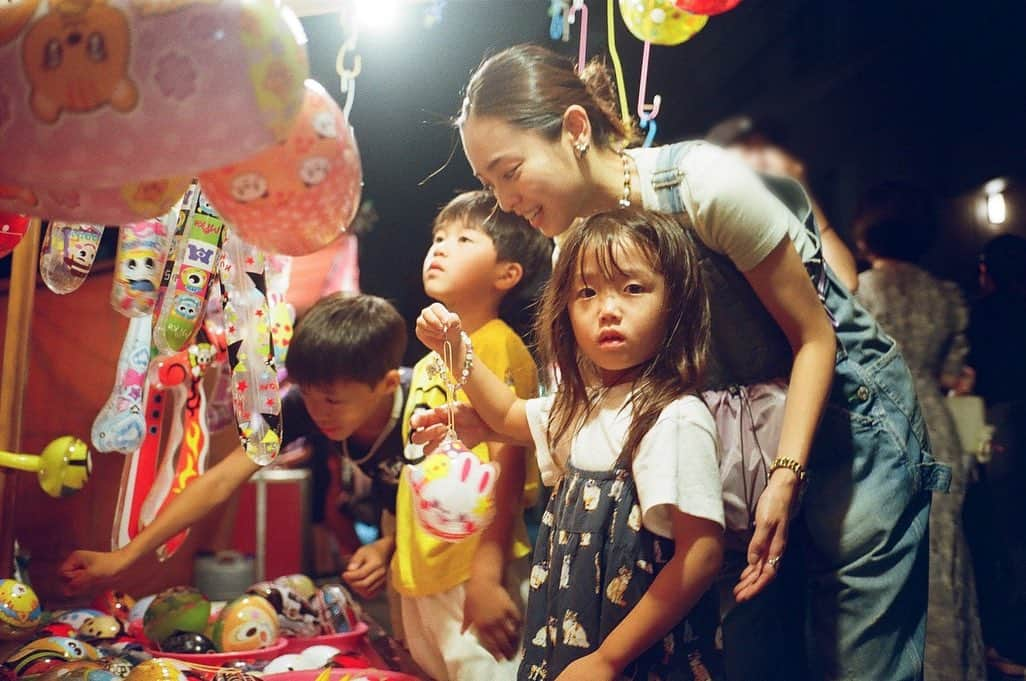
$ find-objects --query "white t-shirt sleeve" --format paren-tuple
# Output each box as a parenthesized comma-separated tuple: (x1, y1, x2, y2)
(633, 396, 724, 539)
(525, 395, 563, 487)
(678, 143, 802, 272)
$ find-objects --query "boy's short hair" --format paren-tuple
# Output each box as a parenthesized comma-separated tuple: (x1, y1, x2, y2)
(285, 293, 407, 388)
(434, 190, 553, 333)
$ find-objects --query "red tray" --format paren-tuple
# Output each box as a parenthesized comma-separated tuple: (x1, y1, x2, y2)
(144, 636, 289, 663)
(279, 622, 370, 654)
(262, 667, 421, 681)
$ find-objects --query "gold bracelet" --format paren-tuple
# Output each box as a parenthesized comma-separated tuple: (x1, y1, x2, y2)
(770, 457, 807, 484)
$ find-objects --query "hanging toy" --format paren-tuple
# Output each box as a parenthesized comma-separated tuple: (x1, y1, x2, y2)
(111, 379, 166, 549)
(111, 208, 177, 317)
(407, 333, 498, 542)
(201, 283, 237, 433)
(152, 182, 224, 354)
(618, 0, 707, 45)
(0, 436, 91, 498)
(91, 315, 152, 454)
(219, 229, 282, 465)
(675, 0, 741, 16)
(199, 80, 363, 256)
(39, 221, 104, 294)
(0, 213, 31, 259)
(265, 255, 294, 367)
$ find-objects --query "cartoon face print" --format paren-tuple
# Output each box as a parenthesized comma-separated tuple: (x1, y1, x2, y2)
(21, 0, 139, 123)
(298, 156, 331, 187)
(230, 172, 269, 203)
(180, 266, 208, 294)
(311, 110, 337, 139)
(119, 249, 159, 292)
(172, 292, 201, 320)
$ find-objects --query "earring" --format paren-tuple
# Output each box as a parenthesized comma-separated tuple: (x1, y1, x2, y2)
(574, 140, 589, 157)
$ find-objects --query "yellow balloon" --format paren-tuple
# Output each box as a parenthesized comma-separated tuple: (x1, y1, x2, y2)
(619, 0, 708, 46)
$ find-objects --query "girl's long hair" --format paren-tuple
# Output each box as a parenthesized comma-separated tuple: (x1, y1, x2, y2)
(535, 209, 710, 464)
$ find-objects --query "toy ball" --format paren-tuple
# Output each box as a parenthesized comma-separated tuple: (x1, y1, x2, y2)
(619, 0, 708, 45)
(142, 588, 210, 646)
(91, 591, 136, 623)
(4, 637, 100, 676)
(157, 632, 215, 655)
(0, 0, 308, 194)
(199, 79, 363, 257)
(0, 213, 30, 259)
(0, 579, 41, 640)
(127, 596, 155, 628)
(208, 595, 278, 653)
(675, 0, 741, 15)
(407, 439, 499, 542)
(122, 659, 186, 681)
(273, 575, 316, 602)
(77, 616, 123, 642)
(54, 609, 105, 631)
(311, 585, 359, 634)
(244, 583, 319, 638)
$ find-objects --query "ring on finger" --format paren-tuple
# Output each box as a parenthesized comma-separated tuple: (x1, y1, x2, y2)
(767, 555, 782, 569)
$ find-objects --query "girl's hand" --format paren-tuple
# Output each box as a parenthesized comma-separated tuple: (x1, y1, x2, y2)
(60, 549, 130, 594)
(462, 577, 522, 661)
(554, 651, 618, 681)
(410, 403, 498, 452)
(733, 471, 800, 602)
(416, 303, 462, 356)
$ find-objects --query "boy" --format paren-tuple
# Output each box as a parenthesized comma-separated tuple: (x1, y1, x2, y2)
(61, 294, 410, 601)
(392, 191, 552, 680)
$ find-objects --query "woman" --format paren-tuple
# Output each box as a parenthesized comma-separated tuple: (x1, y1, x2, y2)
(854, 182, 985, 681)
(421, 44, 948, 680)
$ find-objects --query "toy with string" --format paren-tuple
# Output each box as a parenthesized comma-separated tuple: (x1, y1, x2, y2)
(407, 333, 498, 542)
(39, 221, 104, 294)
(111, 377, 167, 550)
(111, 208, 177, 318)
(92, 315, 153, 454)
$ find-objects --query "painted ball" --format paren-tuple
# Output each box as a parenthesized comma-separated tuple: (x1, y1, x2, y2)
(0, 579, 41, 640)
(127, 596, 155, 628)
(77, 616, 123, 641)
(244, 582, 320, 638)
(208, 595, 278, 653)
(4, 637, 99, 676)
(311, 584, 359, 634)
(142, 588, 210, 645)
(123, 660, 186, 681)
(273, 575, 317, 602)
(53, 609, 105, 632)
(158, 632, 216, 655)
(618, 0, 708, 45)
(91, 591, 136, 623)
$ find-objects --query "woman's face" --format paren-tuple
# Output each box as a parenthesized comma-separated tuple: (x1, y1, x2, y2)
(460, 113, 588, 238)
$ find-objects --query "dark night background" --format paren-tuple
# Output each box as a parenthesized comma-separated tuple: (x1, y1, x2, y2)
(296, 0, 1026, 365)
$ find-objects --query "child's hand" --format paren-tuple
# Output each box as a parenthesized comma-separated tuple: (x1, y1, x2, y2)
(341, 540, 392, 599)
(416, 303, 462, 357)
(462, 577, 522, 662)
(554, 651, 618, 681)
(60, 549, 129, 594)
(410, 403, 497, 452)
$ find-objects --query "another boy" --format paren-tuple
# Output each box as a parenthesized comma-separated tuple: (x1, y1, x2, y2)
(61, 294, 410, 600)
(392, 191, 552, 680)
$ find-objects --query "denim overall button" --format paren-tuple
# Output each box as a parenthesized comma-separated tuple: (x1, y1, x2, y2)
(855, 386, 870, 401)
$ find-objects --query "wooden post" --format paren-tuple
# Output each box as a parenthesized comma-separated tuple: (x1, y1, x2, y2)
(0, 218, 42, 578)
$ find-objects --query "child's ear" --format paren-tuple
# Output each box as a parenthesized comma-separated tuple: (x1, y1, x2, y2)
(379, 369, 401, 394)
(494, 261, 524, 292)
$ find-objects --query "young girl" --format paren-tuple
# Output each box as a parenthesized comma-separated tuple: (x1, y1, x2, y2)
(417, 209, 725, 681)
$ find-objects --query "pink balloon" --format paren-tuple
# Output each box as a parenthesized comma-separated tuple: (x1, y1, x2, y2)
(199, 80, 363, 256)
(0, 176, 190, 224)
(675, 0, 742, 15)
(0, 0, 308, 192)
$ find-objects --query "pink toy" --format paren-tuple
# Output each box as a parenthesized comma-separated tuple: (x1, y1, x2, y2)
(0, 178, 190, 225)
(407, 439, 498, 542)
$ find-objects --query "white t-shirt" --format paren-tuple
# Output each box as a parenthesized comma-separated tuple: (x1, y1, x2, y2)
(525, 384, 724, 540)
(629, 141, 818, 272)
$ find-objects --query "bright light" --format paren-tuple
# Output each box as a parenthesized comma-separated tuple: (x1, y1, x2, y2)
(987, 191, 1007, 225)
(355, 0, 400, 33)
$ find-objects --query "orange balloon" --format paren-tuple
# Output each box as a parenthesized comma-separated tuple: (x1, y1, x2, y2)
(199, 80, 363, 257)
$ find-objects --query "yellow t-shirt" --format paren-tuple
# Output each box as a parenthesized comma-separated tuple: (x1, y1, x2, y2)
(391, 318, 540, 597)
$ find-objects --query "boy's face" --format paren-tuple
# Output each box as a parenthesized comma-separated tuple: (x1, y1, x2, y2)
(422, 219, 503, 305)
(298, 376, 393, 441)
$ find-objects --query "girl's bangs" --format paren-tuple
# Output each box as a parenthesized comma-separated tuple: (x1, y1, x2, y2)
(574, 226, 660, 284)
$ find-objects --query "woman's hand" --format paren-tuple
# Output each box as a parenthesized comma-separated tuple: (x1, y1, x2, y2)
(554, 651, 618, 681)
(733, 471, 800, 602)
(60, 549, 130, 594)
(416, 303, 462, 357)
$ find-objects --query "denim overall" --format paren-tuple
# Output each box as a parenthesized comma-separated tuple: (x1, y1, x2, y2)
(517, 461, 716, 681)
(645, 142, 951, 680)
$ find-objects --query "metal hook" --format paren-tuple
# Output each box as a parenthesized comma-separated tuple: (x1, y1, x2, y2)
(336, 37, 362, 90)
(636, 40, 661, 121)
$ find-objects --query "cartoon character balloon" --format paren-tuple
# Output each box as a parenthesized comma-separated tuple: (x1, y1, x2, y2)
(407, 439, 498, 542)
(0, 579, 41, 640)
(208, 595, 278, 652)
(199, 80, 363, 256)
(0, 0, 308, 194)
(619, 0, 708, 45)
(675, 0, 741, 15)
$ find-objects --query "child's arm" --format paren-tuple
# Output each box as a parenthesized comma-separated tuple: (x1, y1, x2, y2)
(556, 512, 724, 681)
(463, 441, 526, 661)
(60, 447, 259, 592)
(341, 509, 396, 599)
(416, 303, 532, 443)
